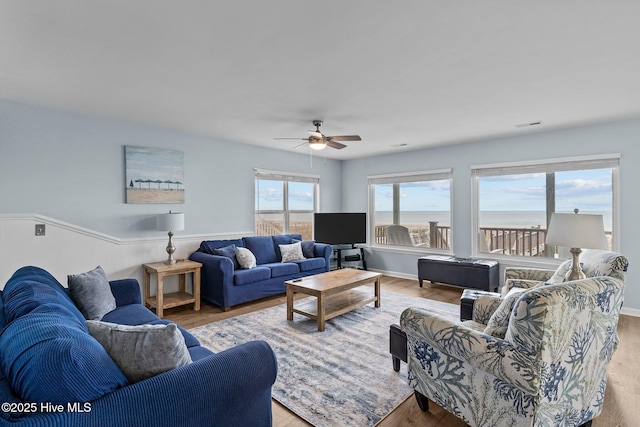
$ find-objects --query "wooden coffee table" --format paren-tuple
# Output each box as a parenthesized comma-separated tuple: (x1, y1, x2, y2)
(285, 269, 383, 331)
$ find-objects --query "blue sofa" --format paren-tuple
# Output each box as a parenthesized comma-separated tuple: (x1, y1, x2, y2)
(189, 234, 332, 310)
(0, 266, 277, 427)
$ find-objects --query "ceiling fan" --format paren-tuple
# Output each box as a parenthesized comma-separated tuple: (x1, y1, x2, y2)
(275, 120, 361, 150)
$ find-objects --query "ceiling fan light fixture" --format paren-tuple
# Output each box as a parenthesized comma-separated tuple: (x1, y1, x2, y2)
(309, 140, 327, 150)
(276, 120, 359, 151)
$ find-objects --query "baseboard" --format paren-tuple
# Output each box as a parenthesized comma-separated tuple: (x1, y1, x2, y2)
(368, 268, 418, 281)
(620, 306, 640, 318)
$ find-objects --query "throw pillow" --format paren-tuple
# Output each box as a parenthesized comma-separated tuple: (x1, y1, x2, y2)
(213, 244, 240, 269)
(236, 247, 257, 269)
(280, 242, 304, 262)
(86, 320, 192, 384)
(68, 266, 117, 320)
(293, 239, 316, 258)
(547, 258, 573, 283)
(483, 287, 529, 339)
(199, 239, 243, 255)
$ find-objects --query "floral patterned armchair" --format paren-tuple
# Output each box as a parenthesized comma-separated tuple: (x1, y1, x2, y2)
(400, 250, 628, 427)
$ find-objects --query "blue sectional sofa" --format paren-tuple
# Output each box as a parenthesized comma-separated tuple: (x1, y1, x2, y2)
(0, 266, 277, 427)
(189, 234, 332, 310)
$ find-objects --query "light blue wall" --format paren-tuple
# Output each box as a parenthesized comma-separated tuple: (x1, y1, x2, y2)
(0, 98, 342, 237)
(343, 119, 640, 310)
(2, 98, 638, 310)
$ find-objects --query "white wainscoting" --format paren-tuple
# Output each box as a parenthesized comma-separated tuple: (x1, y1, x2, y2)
(4, 214, 638, 317)
(0, 214, 251, 296)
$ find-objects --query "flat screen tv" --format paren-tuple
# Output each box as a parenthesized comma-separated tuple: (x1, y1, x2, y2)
(314, 213, 367, 246)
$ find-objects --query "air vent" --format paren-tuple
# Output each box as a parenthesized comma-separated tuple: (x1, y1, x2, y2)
(515, 121, 542, 128)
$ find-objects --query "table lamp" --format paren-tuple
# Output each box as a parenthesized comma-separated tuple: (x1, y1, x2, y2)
(156, 211, 185, 264)
(545, 209, 607, 281)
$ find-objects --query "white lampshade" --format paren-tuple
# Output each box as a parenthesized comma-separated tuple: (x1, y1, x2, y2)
(156, 212, 185, 232)
(545, 212, 607, 249)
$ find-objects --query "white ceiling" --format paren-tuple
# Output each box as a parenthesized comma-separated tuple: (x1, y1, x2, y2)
(2, 1, 640, 160)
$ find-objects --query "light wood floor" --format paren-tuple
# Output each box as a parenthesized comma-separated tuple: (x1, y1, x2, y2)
(164, 276, 640, 427)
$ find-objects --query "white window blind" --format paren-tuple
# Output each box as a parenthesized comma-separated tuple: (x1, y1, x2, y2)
(471, 154, 619, 177)
(255, 168, 319, 183)
(368, 168, 452, 184)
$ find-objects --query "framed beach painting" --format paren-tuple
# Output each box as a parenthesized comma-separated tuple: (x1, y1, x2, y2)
(125, 146, 185, 204)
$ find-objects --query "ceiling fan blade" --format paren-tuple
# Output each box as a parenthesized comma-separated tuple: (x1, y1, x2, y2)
(274, 137, 308, 140)
(326, 135, 361, 142)
(326, 140, 347, 149)
(293, 141, 308, 149)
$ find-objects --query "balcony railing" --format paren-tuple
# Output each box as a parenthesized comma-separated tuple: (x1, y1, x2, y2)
(258, 219, 610, 256)
(479, 227, 546, 256)
(375, 223, 545, 255)
(375, 223, 611, 257)
(374, 222, 451, 250)
(255, 216, 314, 240)
(256, 216, 284, 236)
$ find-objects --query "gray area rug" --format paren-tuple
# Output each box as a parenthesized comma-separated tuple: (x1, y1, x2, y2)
(189, 289, 459, 427)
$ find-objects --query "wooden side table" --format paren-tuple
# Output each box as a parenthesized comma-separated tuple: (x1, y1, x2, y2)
(142, 260, 202, 318)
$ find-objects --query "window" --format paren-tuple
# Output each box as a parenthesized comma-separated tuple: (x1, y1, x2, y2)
(255, 169, 319, 240)
(368, 169, 452, 250)
(472, 154, 619, 258)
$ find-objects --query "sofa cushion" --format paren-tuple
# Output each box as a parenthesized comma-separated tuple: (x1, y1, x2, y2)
(293, 239, 316, 258)
(86, 321, 192, 384)
(292, 257, 326, 272)
(199, 239, 243, 254)
(213, 244, 240, 269)
(2, 280, 58, 321)
(2, 266, 86, 326)
(0, 373, 21, 420)
(3, 281, 87, 331)
(243, 236, 279, 265)
(188, 345, 216, 361)
(234, 267, 271, 286)
(263, 262, 300, 278)
(68, 266, 117, 320)
(102, 304, 163, 325)
(236, 247, 257, 269)
(0, 306, 127, 404)
(0, 295, 6, 330)
(273, 234, 302, 259)
(279, 242, 305, 262)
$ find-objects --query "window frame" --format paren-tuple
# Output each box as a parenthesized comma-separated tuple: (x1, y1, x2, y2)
(368, 168, 454, 254)
(254, 169, 319, 239)
(471, 154, 620, 262)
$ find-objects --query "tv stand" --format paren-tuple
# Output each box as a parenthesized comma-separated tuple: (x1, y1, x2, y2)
(331, 245, 367, 270)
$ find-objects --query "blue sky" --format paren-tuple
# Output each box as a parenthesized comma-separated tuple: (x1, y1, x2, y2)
(255, 180, 314, 211)
(479, 168, 612, 213)
(257, 168, 612, 218)
(374, 180, 451, 211)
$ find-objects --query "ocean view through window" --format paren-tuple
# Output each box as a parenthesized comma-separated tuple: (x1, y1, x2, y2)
(368, 169, 452, 251)
(255, 169, 318, 240)
(472, 155, 619, 258)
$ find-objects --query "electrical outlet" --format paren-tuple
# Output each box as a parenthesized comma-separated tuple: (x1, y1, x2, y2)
(35, 224, 46, 236)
